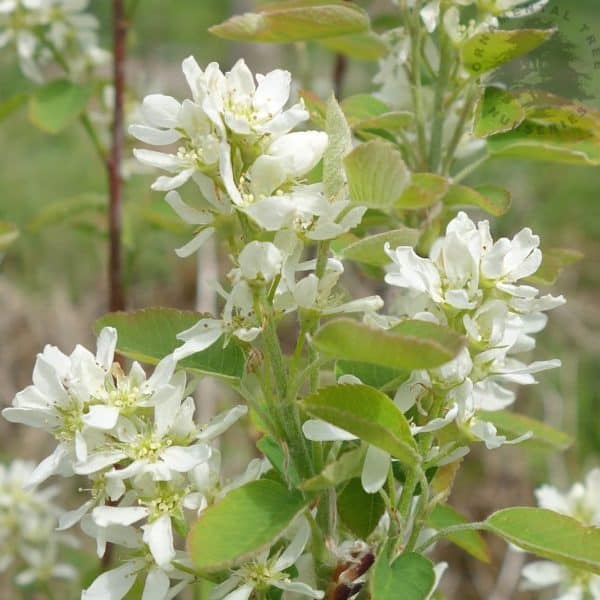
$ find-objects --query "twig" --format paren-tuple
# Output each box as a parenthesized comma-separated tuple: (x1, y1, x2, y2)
(107, 0, 127, 313)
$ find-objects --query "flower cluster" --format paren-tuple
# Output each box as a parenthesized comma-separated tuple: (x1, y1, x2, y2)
(0, 459, 78, 589)
(521, 469, 600, 599)
(0, 0, 108, 82)
(385, 211, 564, 450)
(130, 57, 365, 259)
(2, 328, 251, 598)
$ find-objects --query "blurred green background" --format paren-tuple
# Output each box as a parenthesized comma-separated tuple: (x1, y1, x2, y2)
(0, 1, 598, 597)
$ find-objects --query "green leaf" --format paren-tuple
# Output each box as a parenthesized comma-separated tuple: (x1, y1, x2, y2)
(428, 505, 490, 563)
(443, 184, 511, 216)
(188, 480, 307, 573)
(29, 79, 92, 134)
(28, 193, 106, 232)
(257, 436, 301, 487)
(340, 227, 420, 266)
(313, 318, 464, 371)
(301, 447, 365, 492)
(355, 112, 414, 134)
(513, 89, 600, 133)
(341, 94, 389, 124)
(485, 507, 600, 575)
(344, 140, 410, 210)
(487, 121, 600, 165)
(0, 221, 19, 252)
(369, 546, 435, 600)
(301, 384, 419, 464)
(474, 87, 525, 137)
(0, 92, 28, 122)
(478, 410, 573, 451)
(527, 247, 583, 286)
(299, 90, 327, 129)
(95, 308, 246, 380)
(461, 29, 555, 74)
(397, 173, 449, 210)
(338, 478, 385, 538)
(320, 31, 387, 61)
(209, 1, 369, 43)
(336, 360, 405, 389)
(323, 94, 353, 200)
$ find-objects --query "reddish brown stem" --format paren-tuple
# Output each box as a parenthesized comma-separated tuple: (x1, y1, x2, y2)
(107, 0, 127, 313)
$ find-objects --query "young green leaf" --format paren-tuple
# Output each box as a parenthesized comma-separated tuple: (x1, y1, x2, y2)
(320, 31, 387, 61)
(29, 80, 92, 134)
(187, 480, 307, 573)
(396, 173, 449, 210)
(0, 221, 19, 252)
(487, 121, 600, 165)
(28, 193, 106, 232)
(301, 384, 419, 464)
(473, 87, 525, 137)
(323, 94, 353, 200)
(485, 508, 600, 575)
(428, 505, 490, 563)
(300, 447, 365, 492)
(209, 1, 369, 43)
(313, 318, 464, 370)
(461, 29, 555, 74)
(257, 436, 301, 487)
(339, 227, 420, 266)
(95, 308, 245, 380)
(478, 410, 573, 451)
(341, 94, 389, 124)
(443, 184, 511, 217)
(369, 546, 436, 600)
(0, 92, 28, 122)
(526, 247, 583, 286)
(344, 140, 410, 210)
(338, 478, 385, 538)
(336, 360, 406, 389)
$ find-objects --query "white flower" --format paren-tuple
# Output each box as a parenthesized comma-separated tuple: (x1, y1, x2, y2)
(202, 58, 308, 138)
(211, 518, 324, 600)
(174, 280, 262, 359)
(223, 131, 328, 209)
(131, 90, 222, 192)
(520, 469, 600, 599)
(535, 468, 600, 526)
(237, 241, 283, 283)
(0, 459, 77, 586)
(2, 327, 118, 485)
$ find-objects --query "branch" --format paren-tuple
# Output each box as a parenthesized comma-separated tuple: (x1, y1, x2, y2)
(107, 0, 127, 312)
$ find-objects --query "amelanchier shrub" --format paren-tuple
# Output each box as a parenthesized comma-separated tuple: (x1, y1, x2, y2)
(1, 0, 600, 599)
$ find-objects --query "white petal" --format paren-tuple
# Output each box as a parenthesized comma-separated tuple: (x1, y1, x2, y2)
(96, 327, 117, 370)
(152, 168, 195, 192)
(174, 319, 224, 359)
(92, 505, 148, 527)
(197, 405, 248, 441)
(521, 560, 564, 589)
(412, 404, 458, 434)
(272, 580, 324, 598)
(274, 518, 310, 571)
(25, 444, 69, 488)
(175, 227, 216, 258)
(142, 514, 176, 568)
(142, 566, 170, 600)
(129, 124, 181, 145)
(161, 444, 211, 472)
(141, 94, 181, 129)
(361, 446, 390, 494)
(267, 131, 328, 178)
(254, 69, 291, 115)
(302, 419, 357, 442)
(58, 499, 95, 530)
(165, 190, 214, 225)
(222, 584, 254, 600)
(83, 405, 120, 430)
(133, 149, 182, 172)
(75, 451, 127, 475)
(82, 561, 141, 600)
